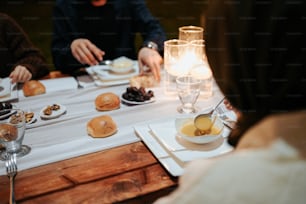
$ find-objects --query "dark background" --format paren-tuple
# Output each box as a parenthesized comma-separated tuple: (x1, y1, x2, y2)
(0, 0, 208, 70)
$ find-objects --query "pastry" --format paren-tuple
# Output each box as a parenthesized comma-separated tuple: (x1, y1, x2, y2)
(87, 115, 117, 138)
(129, 74, 156, 88)
(0, 124, 18, 141)
(95, 92, 120, 111)
(23, 80, 46, 97)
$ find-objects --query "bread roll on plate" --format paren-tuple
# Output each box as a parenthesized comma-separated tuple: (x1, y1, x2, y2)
(23, 80, 46, 97)
(87, 115, 117, 138)
(95, 92, 120, 111)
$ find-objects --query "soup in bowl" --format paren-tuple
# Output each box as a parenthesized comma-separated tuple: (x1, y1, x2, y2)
(175, 115, 224, 144)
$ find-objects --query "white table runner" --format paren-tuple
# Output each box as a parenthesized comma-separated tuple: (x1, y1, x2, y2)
(0, 79, 224, 175)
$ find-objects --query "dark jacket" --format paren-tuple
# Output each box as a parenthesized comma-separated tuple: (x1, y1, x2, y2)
(52, 0, 166, 75)
(0, 13, 49, 79)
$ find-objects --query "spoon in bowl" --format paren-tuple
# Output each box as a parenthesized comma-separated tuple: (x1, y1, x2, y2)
(194, 97, 225, 134)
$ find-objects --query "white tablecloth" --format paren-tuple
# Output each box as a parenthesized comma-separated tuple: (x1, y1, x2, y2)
(0, 77, 224, 175)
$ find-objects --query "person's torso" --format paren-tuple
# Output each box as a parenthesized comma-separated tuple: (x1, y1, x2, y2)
(74, 0, 137, 60)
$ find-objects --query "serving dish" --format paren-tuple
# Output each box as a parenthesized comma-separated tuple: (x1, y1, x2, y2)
(0, 110, 16, 120)
(121, 96, 155, 105)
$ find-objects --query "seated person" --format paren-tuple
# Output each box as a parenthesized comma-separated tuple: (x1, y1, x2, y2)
(0, 12, 50, 83)
(51, 0, 166, 81)
(154, 0, 306, 203)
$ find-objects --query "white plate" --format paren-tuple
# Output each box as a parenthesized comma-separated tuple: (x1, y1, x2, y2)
(39, 104, 67, 120)
(86, 65, 139, 87)
(121, 96, 155, 105)
(0, 110, 16, 120)
(91, 61, 139, 80)
(7, 112, 37, 126)
(25, 113, 37, 125)
(134, 125, 184, 177)
(134, 117, 234, 177)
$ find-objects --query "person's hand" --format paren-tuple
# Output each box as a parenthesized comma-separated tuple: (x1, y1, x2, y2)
(9, 65, 32, 83)
(138, 47, 163, 82)
(71, 39, 105, 66)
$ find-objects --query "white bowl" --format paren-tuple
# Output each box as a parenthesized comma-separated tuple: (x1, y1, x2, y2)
(110, 56, 134, 74)
(175, 115, 224, 144)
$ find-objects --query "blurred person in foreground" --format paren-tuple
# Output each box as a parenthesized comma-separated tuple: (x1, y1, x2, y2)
(154, 0, 306, 203)
(0, 13, 50, 83)
(51, 0, 166, 81)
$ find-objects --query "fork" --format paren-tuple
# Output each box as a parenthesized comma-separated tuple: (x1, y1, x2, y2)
(5, 154, 17, 204)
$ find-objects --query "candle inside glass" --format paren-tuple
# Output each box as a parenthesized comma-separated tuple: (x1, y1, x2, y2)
(163, 39, 190, 95)
(179, 26, 204, 42)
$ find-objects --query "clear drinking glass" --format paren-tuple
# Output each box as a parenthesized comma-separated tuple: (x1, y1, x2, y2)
(0, 109, 31, 160)
(176, 75, 201, 113)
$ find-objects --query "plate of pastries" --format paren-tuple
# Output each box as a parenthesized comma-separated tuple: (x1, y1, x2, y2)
(40, 104, 66, 119)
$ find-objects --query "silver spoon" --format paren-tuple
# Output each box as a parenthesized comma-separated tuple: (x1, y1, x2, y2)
(194, 97, 225, 134)
(99, 60, 112, 66)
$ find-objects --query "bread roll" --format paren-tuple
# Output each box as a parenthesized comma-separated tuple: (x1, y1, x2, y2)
(95, 92, 120, 111)
(23, 80, 46, 97)
(87, 115, 117, 138)
(130, 75, 156, 88)
(0, 124, 18, 141)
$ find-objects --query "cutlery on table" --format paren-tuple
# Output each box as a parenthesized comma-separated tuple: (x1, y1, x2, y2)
(194, 97, 236, 130)
(6, 154, 17, 204)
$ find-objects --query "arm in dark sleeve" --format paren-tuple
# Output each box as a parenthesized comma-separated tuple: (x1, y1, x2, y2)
(3, 14, 49, 79)
(132, 0, 166, 55)
(51, 1, 83, 75)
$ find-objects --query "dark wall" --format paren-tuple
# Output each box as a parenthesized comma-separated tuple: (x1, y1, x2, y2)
(0, 0, 207, 70)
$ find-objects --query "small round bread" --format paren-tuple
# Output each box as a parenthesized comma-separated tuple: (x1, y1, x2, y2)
(87, 115, 117, 138)
(23, 80, 46, 97)
(0, 124, 18, 141)
(95, 92, 120, 111)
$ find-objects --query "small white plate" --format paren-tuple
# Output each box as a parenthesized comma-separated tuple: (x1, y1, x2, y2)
(39, 104, 67, 120)
(121, 96, 155, 105)
(0, 110, 16, 120)
(26, 113, 37, 125)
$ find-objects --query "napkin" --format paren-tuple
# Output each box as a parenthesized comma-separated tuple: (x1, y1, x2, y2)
(0, 78, 18, 102)
(0, 78, 11, 97)
(39, 77, 78, 92)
